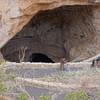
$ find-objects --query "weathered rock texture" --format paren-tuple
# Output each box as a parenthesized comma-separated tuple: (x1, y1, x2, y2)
(0, 0, 100, 62)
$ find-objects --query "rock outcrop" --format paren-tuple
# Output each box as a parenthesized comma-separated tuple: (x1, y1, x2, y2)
(0, 0, 100, 62)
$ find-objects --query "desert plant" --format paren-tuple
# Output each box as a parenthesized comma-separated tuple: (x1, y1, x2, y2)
(96, 91, 100, 100)
(17, 93, 28, 100)
(64, 90, 88, 100)
(0, 83, 7, 93)
(0, 65, 6, 82)
(39, 94, 51, 100)
(0, 59, 5, 65)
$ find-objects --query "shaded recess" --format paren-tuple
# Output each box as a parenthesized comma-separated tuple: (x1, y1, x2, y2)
(1, 5, 95, 63)
(29, 53, 54, 63)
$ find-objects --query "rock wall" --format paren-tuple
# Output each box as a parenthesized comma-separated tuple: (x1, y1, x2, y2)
(0, 0, 100, 62)
(1, 5, 100, 62)
(0, 0, 100, 49)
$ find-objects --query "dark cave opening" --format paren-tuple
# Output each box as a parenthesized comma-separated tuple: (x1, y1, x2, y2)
(29, 53, 54, 63)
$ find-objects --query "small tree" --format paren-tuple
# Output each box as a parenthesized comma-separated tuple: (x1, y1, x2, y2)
(18, 46, 27, 62)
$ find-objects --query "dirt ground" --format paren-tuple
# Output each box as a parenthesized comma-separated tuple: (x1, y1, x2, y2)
(0, 62, 100, 100)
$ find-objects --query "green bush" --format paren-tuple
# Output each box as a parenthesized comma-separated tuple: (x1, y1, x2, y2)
(64, 90, 88, 100)
(0, 83, 7, 93)
(17, 93, 28, 100)
(39, 94, 51, 100)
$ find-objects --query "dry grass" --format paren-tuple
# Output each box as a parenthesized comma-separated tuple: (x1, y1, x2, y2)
(0, 95, 10, 100)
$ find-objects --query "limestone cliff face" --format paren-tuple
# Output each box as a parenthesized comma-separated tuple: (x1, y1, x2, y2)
(0, 0, 99, 48)
(0, 0, 100, 62)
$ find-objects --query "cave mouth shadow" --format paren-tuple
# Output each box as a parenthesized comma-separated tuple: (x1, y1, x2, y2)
(29, 53, 54, 63)
(1, 6, 94, 63)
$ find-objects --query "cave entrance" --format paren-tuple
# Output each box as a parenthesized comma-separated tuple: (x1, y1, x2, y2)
(29, 53, 54, 63)
(1, 5, 95, 63)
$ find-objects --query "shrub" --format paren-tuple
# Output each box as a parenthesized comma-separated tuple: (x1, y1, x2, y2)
(0, 83, 7, 93)
(39, 94, 51, 100)
(64, 90, 88, 100)
(17, 93, 28, 100)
